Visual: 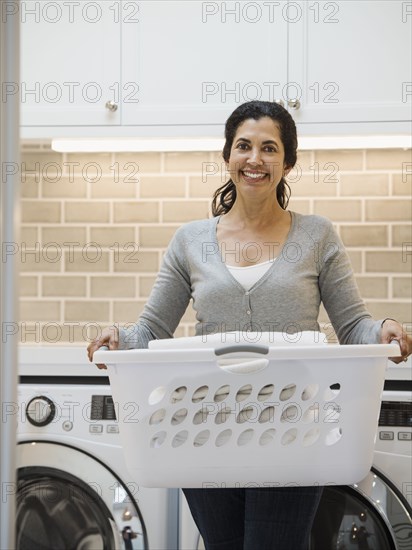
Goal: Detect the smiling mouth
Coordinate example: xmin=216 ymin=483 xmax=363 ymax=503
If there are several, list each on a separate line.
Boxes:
xmin=241 ymin=170 xmax=268 ymax=182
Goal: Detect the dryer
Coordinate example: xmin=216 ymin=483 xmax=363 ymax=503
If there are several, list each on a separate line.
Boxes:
xmin=179 ymin=360 xmax=412 ymax=550
xmin=16 ymin=346 xmax=179 ymax=550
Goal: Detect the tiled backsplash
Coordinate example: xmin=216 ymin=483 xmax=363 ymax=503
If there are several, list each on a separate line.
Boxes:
xmin=18 ymin=145 xmax=411 ymax=345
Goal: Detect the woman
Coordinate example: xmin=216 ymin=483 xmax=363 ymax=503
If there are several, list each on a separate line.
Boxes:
xmin=87 ymin=100 xmax=411 ymax=549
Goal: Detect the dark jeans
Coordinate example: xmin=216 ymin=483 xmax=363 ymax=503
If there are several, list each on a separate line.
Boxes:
xmin=183 ymin=486 xmax=323 ymax=550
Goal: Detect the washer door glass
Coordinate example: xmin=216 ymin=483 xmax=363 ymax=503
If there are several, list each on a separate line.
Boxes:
xmin=17 ymin=442 xmax=148 ymax=550
xmin=311 ymin=486 xmax=396 ymax=549
xmin=195 ymin=472 xmax=412 ymax=550
xmin=311 ymin=470 xmax=412 ymax=550
xmin=17 ymin=468 xmax=116 ymax=550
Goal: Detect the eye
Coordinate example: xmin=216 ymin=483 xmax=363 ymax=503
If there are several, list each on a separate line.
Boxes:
xmin=263 ymin=145 xmax=277 ymax=153
xmin=236 ymin=142 xmax=249 ymax=150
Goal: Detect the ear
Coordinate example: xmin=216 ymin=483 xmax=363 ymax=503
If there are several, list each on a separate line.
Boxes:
xmin=283 ymin=165 xmax=292 ymax=177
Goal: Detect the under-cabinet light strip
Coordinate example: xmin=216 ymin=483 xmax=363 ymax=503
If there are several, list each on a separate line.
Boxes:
xmin=51 ymin=135 xmax=411 ymax=153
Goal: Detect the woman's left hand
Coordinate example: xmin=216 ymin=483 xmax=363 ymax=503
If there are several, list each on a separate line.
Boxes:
xmin=380 ymin=319 xmax=412 ymax=364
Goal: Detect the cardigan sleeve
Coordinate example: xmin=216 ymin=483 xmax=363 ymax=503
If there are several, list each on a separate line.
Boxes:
xmin=318 ymin=222 xmax=382 ymax=345
xmin=118 ymin=227 xmax=192 ymax=349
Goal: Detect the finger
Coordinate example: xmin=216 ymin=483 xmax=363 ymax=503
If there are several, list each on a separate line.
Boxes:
xmin=87 ymin=341 xmax=105 ymax=362
xmin=108 ymin=328 xmax=119 ymax=349
xmin=96 ymin=363 xmax=108 ymax=370
xmin=387 ymin=336 xmax=403 ymax=355
xmin=391 ymin=357 xmax=409 ymax=364
xmin=389 ymin=356 xmax=405 ymax=364
xmin=397 ymin=336 xmax=409 ymax=358
xmin=386 ymin=335 xmax=405 ymax=363
xmin=87 ymin=344 xmax=96 ymax=362
xmin=89 ymin=344 xmax=106 ymax=361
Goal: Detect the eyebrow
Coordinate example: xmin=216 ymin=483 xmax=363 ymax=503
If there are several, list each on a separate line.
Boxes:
xmin=235 ymin=137 xmax=279 ymax=147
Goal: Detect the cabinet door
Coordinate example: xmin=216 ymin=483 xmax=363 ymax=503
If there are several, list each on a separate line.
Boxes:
xmin=122 ymin=1 xmax=288 ymax=129
xmin=20 ymin=0 xmax=121 ymax=126
xmin=288 ymin=1 xmax=411 ymax=129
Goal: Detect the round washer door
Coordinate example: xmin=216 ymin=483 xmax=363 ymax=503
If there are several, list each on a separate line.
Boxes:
xmin=193 ymin=470 xmax=412 ymax=550
xmin=311 ymin=469 xmax=412 ymax=549
xmin=17 ymin=441 xmax=148 ymax=550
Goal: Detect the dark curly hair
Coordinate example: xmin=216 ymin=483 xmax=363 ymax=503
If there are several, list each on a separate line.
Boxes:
xmin=212 ymin=100 xmax=298 ymax=216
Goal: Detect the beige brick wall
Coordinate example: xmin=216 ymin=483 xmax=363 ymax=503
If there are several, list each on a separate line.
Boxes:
xmin=19 ymin=145 xmax=412 ymax=345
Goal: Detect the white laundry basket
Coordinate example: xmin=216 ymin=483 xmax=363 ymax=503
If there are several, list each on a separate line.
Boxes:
xmin=94 ymin=342 xmax=399 ymax=488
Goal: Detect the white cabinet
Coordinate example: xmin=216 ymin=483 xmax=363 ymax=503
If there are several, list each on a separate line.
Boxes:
xmin=20 ymin=0 xmax=122 ymax=126
xmin=288 ymin=1 xmax=411 ymax=133
xmin=122 ymin=1 xmax=287 ymax=127
xmin=20 ymin=1 xmax=411 ymax=138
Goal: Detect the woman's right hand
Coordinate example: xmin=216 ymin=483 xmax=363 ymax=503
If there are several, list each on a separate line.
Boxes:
xmin=87 ymin=326 xmax=119 ymax=369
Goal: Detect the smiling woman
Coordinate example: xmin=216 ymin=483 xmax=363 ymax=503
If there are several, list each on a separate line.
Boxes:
xmin=212 ymin=100 xmax=297 ymax=216
xmin=87 ymin=100 xmax=411 ymax=550
xmin=216 ymin=114 xmax=295 ymax=267
xmin=229 ymin=118 xmax=290 ymax=187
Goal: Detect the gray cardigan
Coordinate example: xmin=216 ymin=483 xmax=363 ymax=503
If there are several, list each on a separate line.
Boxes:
xmin=119 ymin=211 xmax=381 ymax=349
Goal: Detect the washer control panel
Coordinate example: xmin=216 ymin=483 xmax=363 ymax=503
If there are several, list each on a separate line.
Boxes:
xmin=375 ymin=391 xmax=412 ymax=455
xmin=90 ymin=395 xmax=117 ymax=421
xmin=17 ymin=383 xmax=130 ymax=444
xmin=379 ymin=400 xmax=411 ymax=428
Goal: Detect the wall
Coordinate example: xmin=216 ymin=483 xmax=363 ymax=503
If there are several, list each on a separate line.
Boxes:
xmin=17 ymin=144 xmax=411 ymax=345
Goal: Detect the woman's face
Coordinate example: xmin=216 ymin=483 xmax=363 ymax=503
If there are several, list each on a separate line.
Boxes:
xmin=226 ymin=116 xmax=291 ymax=197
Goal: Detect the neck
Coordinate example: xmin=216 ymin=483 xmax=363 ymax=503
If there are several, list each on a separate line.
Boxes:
xmin=223 ymin=196 xmax=288 ymax=229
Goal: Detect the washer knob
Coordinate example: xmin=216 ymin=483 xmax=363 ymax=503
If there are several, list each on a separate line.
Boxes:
xmin=26 ymin=396 xmax=56 ymax=427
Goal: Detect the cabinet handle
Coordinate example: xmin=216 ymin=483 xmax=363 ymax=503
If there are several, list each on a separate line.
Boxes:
xmin=287 ymin=99 xmax=301 ymax=110
xmin=274 ymin=98 xmax=285 ymax=107
xmin=105 ymin=100 xmax=118 ymax=112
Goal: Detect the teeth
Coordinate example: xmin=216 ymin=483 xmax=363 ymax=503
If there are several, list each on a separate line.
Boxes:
xmin=243 ymin=171 xmax=266 ymax=179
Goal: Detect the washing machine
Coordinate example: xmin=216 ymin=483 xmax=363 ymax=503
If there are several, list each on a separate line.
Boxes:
xmin=16 ymin=346 xmax=179 ymax=550
xmin=179 ymin=360 xmax=412 ymax=550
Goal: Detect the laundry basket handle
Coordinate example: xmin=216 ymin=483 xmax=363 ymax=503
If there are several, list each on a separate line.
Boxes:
xmin=215 ymin=345 xmax=269 ymax=356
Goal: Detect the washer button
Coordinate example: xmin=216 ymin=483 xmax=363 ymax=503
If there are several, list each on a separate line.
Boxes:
xmin=107 ymin=424 xmax=119 ymax=434
xmin=398 ymin=432 xmax=412 ymax=441
xmin=90 ymin=424 xmax=103 ymax=434
xmin=62 ymin=421 xmax=73 ymax=432
xmin=379 ymin=431 xmax=394 ymax=440
xmin=246 ymin=310 xmax=251 ymax=315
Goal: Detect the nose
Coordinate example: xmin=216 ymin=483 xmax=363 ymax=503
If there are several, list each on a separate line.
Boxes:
xmin=247 ymin=147 xmax=263 ymax=165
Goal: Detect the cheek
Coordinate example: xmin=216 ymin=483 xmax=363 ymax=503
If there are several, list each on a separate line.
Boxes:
xmin=227 ymin=157 xmax=241 ymax=173
xmin=267 ymin=161 xmax=283 ymax=179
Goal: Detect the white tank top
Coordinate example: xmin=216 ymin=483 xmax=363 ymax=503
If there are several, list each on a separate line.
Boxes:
xmin=226 ymin=259 xmax=276 ymax=290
